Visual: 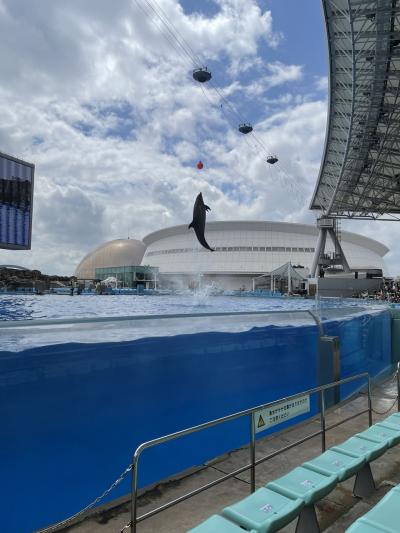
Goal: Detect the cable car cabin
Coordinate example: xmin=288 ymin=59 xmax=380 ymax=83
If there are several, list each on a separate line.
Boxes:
xmin=238 ymin=123 xmax=253 ymax=134
xmin=267 ymin=155 xmax=278 ymax=164
xmin=193 ymin=68 xmax=212 ymax=83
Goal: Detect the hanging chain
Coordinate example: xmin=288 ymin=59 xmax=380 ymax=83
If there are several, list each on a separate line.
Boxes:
xmin=39 ymin=464 xmax=133 ymax=533
xmin=371 ymin=395 xmax=399 ymax=416
xmin=361 ymin=367 xmax=400 ymax=415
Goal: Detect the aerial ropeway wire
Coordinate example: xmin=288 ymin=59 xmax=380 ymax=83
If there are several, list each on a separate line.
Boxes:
xmin=134 ymin=1 xmax=310 ymax=201
xmin=131 ymin=0 xmax=313 ymax=197
xmin=143 ymin=0 xmax=261 ymax=141
xmin=135 ymin=0 xmax=277 ymax=151
xmin=135 ymin=1 xmax=259 ymax=138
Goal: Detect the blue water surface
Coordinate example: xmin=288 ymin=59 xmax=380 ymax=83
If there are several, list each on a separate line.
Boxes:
xmin=0 ymin=292 xmax=386 ymax=321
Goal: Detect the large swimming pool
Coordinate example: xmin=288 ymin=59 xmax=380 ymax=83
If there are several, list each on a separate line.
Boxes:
xmin=0 ymin=291 xmax=386 ymax=321
xmin=0 ymin=295 xmax=392 ymax=533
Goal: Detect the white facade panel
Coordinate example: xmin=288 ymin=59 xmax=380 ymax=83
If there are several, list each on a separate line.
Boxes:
xmin=141 ymin=221 xmax=388 ymax=290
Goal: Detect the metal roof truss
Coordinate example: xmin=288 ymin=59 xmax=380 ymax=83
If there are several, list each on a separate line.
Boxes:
xmin=310 ymin=0 xmax=400 ymax=219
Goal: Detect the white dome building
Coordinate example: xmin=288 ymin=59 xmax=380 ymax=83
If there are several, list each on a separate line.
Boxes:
xmin=142 ymin=221 xmax=388 ymax=291
xmin=75 ymin=239 xmax=146 ymax=280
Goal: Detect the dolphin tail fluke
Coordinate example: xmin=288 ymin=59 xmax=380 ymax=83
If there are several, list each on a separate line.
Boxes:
xmin=198 ymin=236 xmax=215 ymax=252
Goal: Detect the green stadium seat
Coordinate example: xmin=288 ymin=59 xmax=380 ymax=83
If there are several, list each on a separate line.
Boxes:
xmin=379 ymin=412 xmax=400 ymax=431
xmin=187 ymin=514 xmax=257 ymax=532
xmin=331 ymin=434 xmax=387 ymax=498
xmin=222 ymin=486 xmax=304 ymax=533
xmin=265 ymin=466 xmax=337 ymax=533
xmin=188 ymin=411 xmax=400 ymax=533
xmin=358 ymin=424 xmax=400 ymax=447
xmin=302 ymin=449 xmax=365 ymax=481
xmin=345 ymin=519 xmax=395 ymax=532
xmin=332 ymin=434 xmax=387 ymax=462
xmin=265 ymin=465 xmax=337 ymax=505
xmin=346 ymin=485 xmax=400 ymax=533
xmin=386 ymin=412 xmax=400 ymax=422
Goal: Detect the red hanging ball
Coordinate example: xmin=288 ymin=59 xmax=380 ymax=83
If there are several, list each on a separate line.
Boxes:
xmin=197 ymin=160 xmax=204 ymax=169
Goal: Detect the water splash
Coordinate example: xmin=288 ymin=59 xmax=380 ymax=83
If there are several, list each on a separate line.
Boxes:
xmin=192 ymin=283 xmax=217 ymax=306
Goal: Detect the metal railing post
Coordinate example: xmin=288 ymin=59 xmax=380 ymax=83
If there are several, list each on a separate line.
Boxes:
xmin=250 ymin=413 xmax=256 ymax=493
xmin=127 ymin=372 xmax=369 ymax=528
xmin=367 ymin=375 xmax=373 ymax=426
xmin=131 ymin=456 xmax=138 ymax=533
xmin=320 ymin=389 xmax=326 ymax=452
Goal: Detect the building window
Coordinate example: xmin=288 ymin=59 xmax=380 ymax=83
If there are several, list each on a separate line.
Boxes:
xmin=146 ymin=243 xmax=318 ymax=256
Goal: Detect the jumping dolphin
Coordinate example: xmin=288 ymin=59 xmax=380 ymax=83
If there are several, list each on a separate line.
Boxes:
xmin=188 ymin=192 xmax=214 ymax=251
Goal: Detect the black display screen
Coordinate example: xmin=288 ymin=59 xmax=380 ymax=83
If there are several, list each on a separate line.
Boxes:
xmin=0 ymin=153 xmax=34 ymax=249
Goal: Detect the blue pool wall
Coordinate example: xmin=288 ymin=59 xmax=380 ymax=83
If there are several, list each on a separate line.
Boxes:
xmin=0 ymin=308 xmax=392 ymax=533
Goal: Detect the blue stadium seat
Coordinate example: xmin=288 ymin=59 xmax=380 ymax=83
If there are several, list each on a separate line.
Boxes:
xmin=222 ymin=486 xmax=304 ymax=533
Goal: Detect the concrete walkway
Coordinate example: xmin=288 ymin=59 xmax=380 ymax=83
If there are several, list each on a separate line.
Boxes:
xmin=51 ymin=375 xmax=399 ymax=533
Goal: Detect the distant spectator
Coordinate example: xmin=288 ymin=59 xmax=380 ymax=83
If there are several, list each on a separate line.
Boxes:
xmin=358 ymin=279 xmax=400 ymax=303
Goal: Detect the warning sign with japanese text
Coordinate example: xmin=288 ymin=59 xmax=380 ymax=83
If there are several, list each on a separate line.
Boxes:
xmin=254 ymin=395 xmax=310 ymax=433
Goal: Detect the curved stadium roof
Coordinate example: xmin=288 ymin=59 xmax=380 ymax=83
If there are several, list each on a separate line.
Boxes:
xmin=142 ymin=220 xmax=389 ymax=256
xmin=310 ymin=0 xmax=400 ymax=219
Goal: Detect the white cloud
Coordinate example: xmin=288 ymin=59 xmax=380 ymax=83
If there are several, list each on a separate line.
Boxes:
xmin=315 ymin=76 xmax=328 ymax=92
xmin=0 ymin=0 xmax=395 ymax=276
xmin=215 ymin=62 xmax=303 ymax=100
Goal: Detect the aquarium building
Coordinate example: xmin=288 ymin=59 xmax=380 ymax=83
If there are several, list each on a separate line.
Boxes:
xmin=142 ymin=221 xmax=388 ymax=290
xmin=75 ymin=238 xmax=146 ymax=280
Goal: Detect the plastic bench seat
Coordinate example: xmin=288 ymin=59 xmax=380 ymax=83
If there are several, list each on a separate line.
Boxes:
xmin=346 ymin=485 xmax=400 ymax=533
xmin=265 ymin=465 xmax=337 ymax=505
xmin=358 ymin=424 xmax=400 ymax=447
xmin=302 ymin=449 xmax=365 ymax=482
xmin=331 ymin=435 xmax=387 ymax=497
xmin=188 ymin=514 xmax=257 ymax=532
xmin=265 ymin=466 xmax=337 ymax=533
xmin=222 ymin=486 xmax=303 ymax=533
xmin=386 ymin=412 xmax=400 ymax=422
xmin=379 ymin=412 xmax=400 ymax=431
xmin=346 ymin=519 xmax=396 ymax=532
xmin=332 ymin=434 xmax=387 ymax=462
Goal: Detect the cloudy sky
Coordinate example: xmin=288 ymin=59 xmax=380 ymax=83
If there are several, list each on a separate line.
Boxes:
xmin=0 ymin=0 xmax=396 ymax=274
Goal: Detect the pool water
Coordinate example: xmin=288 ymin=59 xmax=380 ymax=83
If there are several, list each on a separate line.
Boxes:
xmin=0 ymin=292 xmax=386 ymax=321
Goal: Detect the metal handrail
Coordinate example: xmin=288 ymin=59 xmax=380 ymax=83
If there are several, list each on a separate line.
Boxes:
xmin=129 ymin=371 xmax=371 ymax=532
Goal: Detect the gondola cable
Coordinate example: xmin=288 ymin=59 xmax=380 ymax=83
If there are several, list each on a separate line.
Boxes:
xmin=134 ymin=0 xmax=307 ymax=198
